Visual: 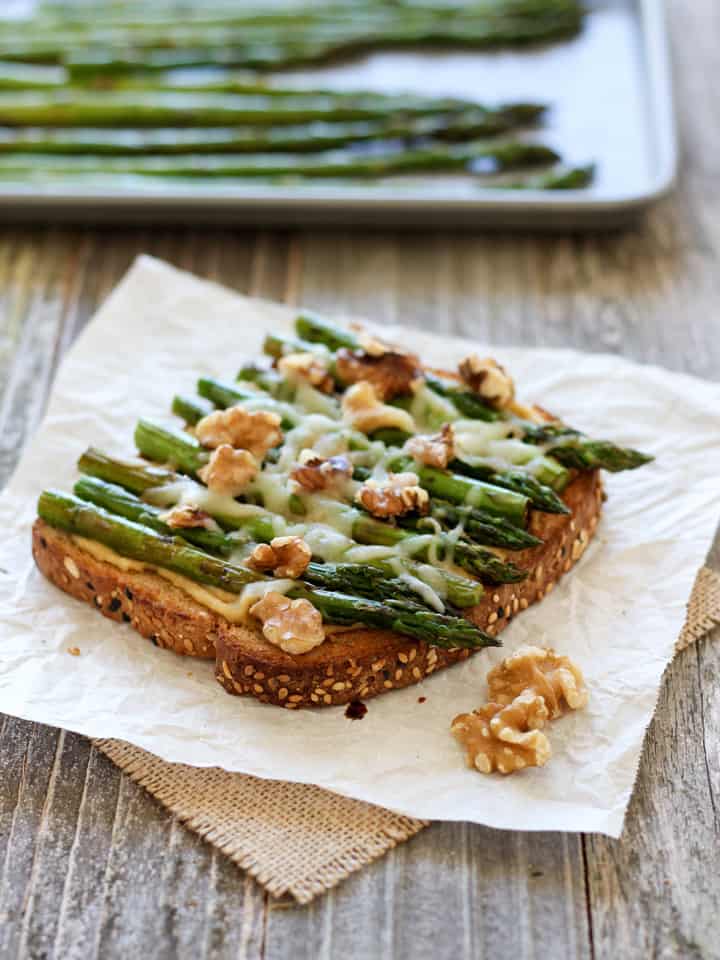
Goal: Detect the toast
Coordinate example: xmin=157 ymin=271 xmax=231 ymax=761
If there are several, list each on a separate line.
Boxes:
xmin=33 ymin=314 xmax=649 ymax=709
xmin=33 ymin=469 xmax=602 ymax=708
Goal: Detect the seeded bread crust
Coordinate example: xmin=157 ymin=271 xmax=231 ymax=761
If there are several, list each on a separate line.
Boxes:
xmin=32 ymin=469 xmax=602 ymax=709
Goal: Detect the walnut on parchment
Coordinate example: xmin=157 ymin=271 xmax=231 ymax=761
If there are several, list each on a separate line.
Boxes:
xmin=451 ymin=690 xmax=552 ymax=775
xmin=452 ymin=646 xmax=589 ymax=776
xmin=487 ymin=645 xmax=589 ymax=720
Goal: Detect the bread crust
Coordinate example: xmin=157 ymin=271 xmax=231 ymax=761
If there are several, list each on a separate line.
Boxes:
xmin=32 ymin=469 xmax=602 ymax=709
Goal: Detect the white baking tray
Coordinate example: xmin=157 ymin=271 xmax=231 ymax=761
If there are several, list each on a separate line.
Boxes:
xmin=0 ymin=0 xmax=676 ymax=229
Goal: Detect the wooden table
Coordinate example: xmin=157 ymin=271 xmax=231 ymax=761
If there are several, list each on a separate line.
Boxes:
xmin=1 ymin=4 xmax=719 ymax=957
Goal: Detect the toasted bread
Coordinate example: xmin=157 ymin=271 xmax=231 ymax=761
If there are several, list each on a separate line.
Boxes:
xmin=32 ymin=468 xmax=602 ymax=709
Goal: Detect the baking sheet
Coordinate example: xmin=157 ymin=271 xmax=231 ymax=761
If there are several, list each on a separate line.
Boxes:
xmin=0 ymin=255 xmax=717 ymax=837
xmin=0 ymin=0 xmax=676 ymax=227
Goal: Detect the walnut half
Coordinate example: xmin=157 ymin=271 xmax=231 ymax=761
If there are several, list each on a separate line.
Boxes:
xmin=405 ymin=423 xmax=455 ymax=469
xmin=487 ymin=645 xmax=589 ymax=720
xmin=159 ymin=503 xmax=219 ymax=531
xmin=355 ymin=472 xmax=429 ymax=519
xmin=458 ymin=355 xmax=515 ymax=409
xmin=250 ymin=591 xmax=325 ymax=656
xmin=197 ymin=445 xmax=258 ymax=497
xmin=290 ymin=451 xmax=353 ymax=493
xmin=196 ymin=406 xmax=283 ymax=460
xmin=451 ymin=691 xmax=552 ymax=775
xmin=247 ymin=536 xmax=312 ymax=579
xmin=277 ymin=351 xmax=334 ymax=394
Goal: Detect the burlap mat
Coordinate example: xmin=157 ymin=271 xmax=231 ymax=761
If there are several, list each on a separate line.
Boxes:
xmin=94 ymin=565 xmax=720 ymax=904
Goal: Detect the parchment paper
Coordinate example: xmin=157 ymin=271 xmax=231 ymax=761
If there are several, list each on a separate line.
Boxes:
xmin=1 ymin=255 xmax=717 ymax=837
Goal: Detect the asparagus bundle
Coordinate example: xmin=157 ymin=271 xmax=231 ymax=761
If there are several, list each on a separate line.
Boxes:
xmin=289 ymin=314 xmax=651 ymax=482
xmin=38 ymin=489 xmax=497 ymax=650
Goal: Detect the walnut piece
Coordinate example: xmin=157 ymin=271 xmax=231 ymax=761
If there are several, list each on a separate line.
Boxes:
xmin=487 ymin=645 xmax=589 ymax=720
xmin=458 ymin=355 xmax=515 ymax=409
xmin=247 ymin=535 xmax=312 ymax=579
xmin=405 ymin=423 xmax=455 ymax=469
xmin=197 ymin=445 xmax=258 ymax=497
xmin=277 ymin=351 xmax=334 ymax=394
xmin=250 ymin=591 xmax=325 ymax=655
xmin=335 ymin=343 xmax=420 ymax=401
xmin=196 ymin=406 xmax=283 ymax=460
xmin=159 ymin=503 xmax=219 ymax=531
xmin=341 ymin=381 xmax=415 ymax=435
xmin=451 ymin=692 xmax=552 ymax=775
xmin=290 ymin=450 xmax=353 ymax=493
xmin=356 ymin=472 xmax=429 ymax=519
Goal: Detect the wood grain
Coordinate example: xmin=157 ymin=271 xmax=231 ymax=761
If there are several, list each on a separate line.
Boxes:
xmin=1 ymin=0 xmax=719 ymax=954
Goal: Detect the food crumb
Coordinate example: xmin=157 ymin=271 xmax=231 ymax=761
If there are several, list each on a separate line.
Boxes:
xmin=418 ymin=696 xmax=427 ymax=704
xmin=345 ymin=700 xmax=367 ymax=720
xmin=67 ymin=647 xmax=81 ymax=656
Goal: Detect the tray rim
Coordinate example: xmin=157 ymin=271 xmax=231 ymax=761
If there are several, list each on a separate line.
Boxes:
xmin=0 ymin=0 xmax=677 ymax=226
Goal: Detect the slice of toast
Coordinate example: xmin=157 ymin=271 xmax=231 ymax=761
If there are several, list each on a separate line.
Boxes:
xmin=32 ymin=468 xmax=602 ymax=709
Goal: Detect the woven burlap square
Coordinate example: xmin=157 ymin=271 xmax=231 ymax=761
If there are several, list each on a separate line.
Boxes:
xmin=94 ymin=565 xmax=720 ymax=904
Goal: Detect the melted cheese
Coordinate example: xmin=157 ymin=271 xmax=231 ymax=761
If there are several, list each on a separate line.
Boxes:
xmin=144 ymin=479 xmax=269 ymax=520
xmin=409 ymin=382 xmax=459 ymax=431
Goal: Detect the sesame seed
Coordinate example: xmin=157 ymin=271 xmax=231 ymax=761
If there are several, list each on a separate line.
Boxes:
xmin=395 ymin=669 xmax=403 ymax=681
xmin=520 ymin=598 xmax=529 ymax=609
xmin=63 ymin=557 xmax=80 ymax=579
xmin=222 ymin=661 xmax=232 ymax=679
xmin=492 ymin=593 xmax=500 ymax=604
xmin=398 ymin=652 xmax=409 ymax=664
xmin=371 ymin=660 xmax=385 ymax=671
xmin=288 ymin=694 xmax=303 ymax=703
xmin=254 ymin=672 xmax=265 ymax=680
xmin=332 ymin=681 xmax=346 ymax=691
xmin=488 ymin=612 xmax=498 ymax=625
xmin=412 ymin=667 xmax=421 ymax=679
xmin=278 ymin=688 xmax=288 ymax=700
xmin=323 ymin=694 xmax=332 ymax=704
xmin=253 ymin=684 xmax=263 ymax=694
xmin=383 ymin=680 xmax=393 ymax=689
xmin=311 ymin=694 xmax=319 ymax=703
xmin=244 ymin=666 xmax=254 ymax=677
xmin=278 ymin=674 xmax=291 ymax=682
xmin=408 ymin=648 xmax=417 ymax=662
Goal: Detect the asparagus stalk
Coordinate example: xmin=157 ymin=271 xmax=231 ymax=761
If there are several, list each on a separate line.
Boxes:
xmin=520 ymin=422 xmax=653 ymax=472
xmin=0 ymin=141 xmax=561 ymax=179
xmin=413 ymin=498 xmax=542 ymax=550
xmin=0 ymin=109 xmax=545 ymax=155
xmin=286 ymin=586 xmax=498 ymax=650
xmin=78 ymin=446 xmax=177 ymax=494
xmin=351 ymin=513 xmax=526 ymax=584
xmin=134 ymin=419 xmax=208 ymax=475
xmin=387 ymin=457 xmax=529 ymax=526
xmin=449 ymin=460 xmax=570 ymax=513
xmin=171 ymin=393 xmax=214 ymax=426
xmin=196 ymin=377 xmax=298 ymax=428
xmin=38 ymin=489 xmax=495 ymax=649
xmin=0 ymin=90 xmax=478 ymax=128
xmin=38 ymin=489 xmax=262 ymax=591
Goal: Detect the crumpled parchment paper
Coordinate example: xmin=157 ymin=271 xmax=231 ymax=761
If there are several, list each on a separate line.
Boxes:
xmin=1 ymin=255 xmax=718 ymax=837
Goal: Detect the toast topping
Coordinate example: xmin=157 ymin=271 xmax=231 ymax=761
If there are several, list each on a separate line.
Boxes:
xmin=196 ymin=406 xmax=283 ymax=460
xmin=451 ymin=692 xmax=552 ymax=775
xmin=290 ymin=451 xmax=353 ymax=493
xmin=405 ymin=423 xmax=455 ymax=469
xmin=247 ymin=535 xmax=312 ymax=579
xmin=335 ymin=340 xmax=420 ymax=400
xmin=197 ymin=445 xmax=258 ymax=497
xmin=277 ymin=351 xmax=334 ymax=394
xmin=250 ymin=591 xmax=325 ymax=655
xmin=159 ymin=504 xmax=219 ymax=531
xmin=487 ymin=645 xmax=589 ymax=719
xmin=341 ymin=381 xmax=415 ymax=435
xmin=356 ymin=472 xmax=429 ymax=519
xmin=458 ymin=355 xmax=515 ymax=409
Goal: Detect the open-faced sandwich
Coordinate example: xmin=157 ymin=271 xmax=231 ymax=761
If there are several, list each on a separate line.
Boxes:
xmin=33 ymin=314 xmax=652 ymax=710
